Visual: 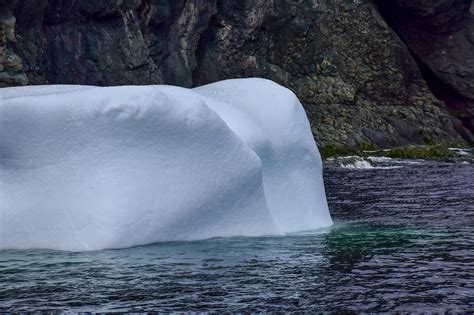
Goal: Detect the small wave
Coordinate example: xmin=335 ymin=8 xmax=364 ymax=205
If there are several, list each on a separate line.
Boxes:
xmin=327 ymin=156 xmax=402 ymax=169
xmin=367 ymin=156 xmax=392 ymax=163
xmin=341 ymin=160 xmax=374 ymax=169
xmin=448 ymin=148 xmax=471 ymax=156
xmin=367 ymin=156 xmax=423 ymax=165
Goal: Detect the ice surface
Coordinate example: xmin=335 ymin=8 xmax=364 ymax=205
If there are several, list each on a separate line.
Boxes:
xmin=0 ymin=79 xmax=332 ymax=251
xmin=194 ymin=79 xmax=332 ymax=232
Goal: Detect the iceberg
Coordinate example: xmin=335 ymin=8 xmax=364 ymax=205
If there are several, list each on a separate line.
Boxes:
xmin=0 ymin=78 xmax=332 ymax=251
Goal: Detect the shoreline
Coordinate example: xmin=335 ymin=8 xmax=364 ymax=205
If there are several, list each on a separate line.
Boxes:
xmin=319 ymin=144 xmax=473 ymax=160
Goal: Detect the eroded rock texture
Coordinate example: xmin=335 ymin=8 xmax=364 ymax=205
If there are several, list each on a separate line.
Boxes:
xmin=0 ymin=0 xmax=470 ymax=148
xmin=0 ymin=0 xmax=28 ymax=85
xmin=193 ymin=0 xmax=462 ymax=147
xmin=376 ymin=0 xmax=474 ymax=142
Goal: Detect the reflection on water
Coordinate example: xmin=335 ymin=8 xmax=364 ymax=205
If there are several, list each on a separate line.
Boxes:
xmin=0 ymin=160 xmax=473 ymax=312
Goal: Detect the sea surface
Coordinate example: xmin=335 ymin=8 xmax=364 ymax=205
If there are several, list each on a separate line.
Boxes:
xmin=1 ymin=152 xmax=473 ymax=312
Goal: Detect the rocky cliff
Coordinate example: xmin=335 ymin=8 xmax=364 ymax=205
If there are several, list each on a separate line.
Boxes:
xmin=375 ymin=0 xmax=474 ymax=143
xmin=1 ymin=0 xmax=472 ymax=148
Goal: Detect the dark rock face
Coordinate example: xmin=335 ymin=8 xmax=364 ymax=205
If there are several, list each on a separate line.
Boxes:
xmin=193 ymin=0 xmax=460 ymax=147
xmin=0 ymin=0 xmax=469 ymax=148
xmin=375 ymin=0 xmax=474 ymax=141
xmin=9 ymin=0 xmax=219 ymax=87
xmin=11 ymin=0 xmax=162 ymax=85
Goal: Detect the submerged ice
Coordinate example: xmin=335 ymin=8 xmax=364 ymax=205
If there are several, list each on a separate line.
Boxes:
xmin=0 ymin=78 xmax=332 ymax=251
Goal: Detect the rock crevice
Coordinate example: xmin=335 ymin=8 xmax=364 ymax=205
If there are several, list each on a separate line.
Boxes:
xmin=375 ymin=0 xmax=474 ymax=142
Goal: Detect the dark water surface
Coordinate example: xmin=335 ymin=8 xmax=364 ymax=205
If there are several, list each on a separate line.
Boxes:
xmin=1 ymin=157 xmax=473 ymax=312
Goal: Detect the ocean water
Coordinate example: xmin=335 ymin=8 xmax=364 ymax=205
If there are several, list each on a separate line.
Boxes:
xmin=1 ymin=156 xmax=473 ymax=312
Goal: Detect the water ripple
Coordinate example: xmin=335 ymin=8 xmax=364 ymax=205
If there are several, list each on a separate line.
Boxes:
xmin=0 ymin=161 xmax=473 ymax=312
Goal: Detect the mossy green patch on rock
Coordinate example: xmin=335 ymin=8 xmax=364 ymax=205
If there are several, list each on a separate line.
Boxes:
xmin=319 ymin=143 xmax=378 ymax=159
xmin=383 ymin=145 xmax=458 ymax=159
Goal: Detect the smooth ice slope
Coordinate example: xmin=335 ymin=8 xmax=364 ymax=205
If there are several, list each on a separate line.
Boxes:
xmin=194 ymin=79 xmax=333 ymax=232
xmin=0 ymin=79 xmax=332 ymax=251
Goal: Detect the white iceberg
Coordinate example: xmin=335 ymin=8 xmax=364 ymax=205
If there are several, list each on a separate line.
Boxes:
xmin=0 ymin=78 xmax=332 ymax=251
